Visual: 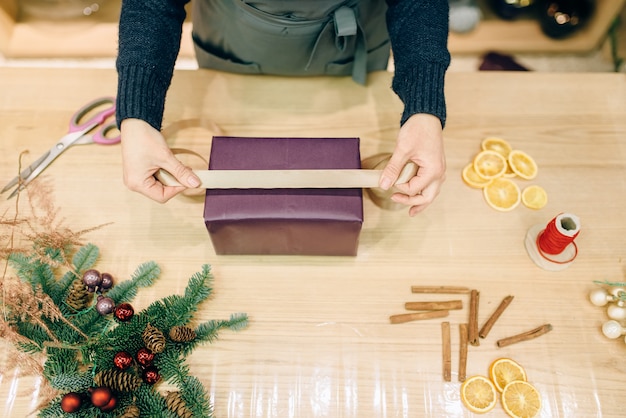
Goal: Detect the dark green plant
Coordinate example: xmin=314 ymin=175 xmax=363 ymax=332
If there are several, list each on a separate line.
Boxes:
xmin=2 ymin=242 xmax=248 ymax=417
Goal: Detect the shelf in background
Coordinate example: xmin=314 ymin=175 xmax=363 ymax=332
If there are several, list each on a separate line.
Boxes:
xmin=450 ymin=0 xmax=626 ymax=54
xmin=1 ymin=0 xmax=624 ymax=58
xmin=0 ymin=0 xmax=195 ymax=58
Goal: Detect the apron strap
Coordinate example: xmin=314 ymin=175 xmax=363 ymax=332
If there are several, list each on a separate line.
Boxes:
xmin=305 ymin=5 xmax=368 ymax=85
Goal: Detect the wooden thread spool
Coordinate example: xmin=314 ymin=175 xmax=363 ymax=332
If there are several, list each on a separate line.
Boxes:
xmin=361 ymin=153 xmax=415 ymax=210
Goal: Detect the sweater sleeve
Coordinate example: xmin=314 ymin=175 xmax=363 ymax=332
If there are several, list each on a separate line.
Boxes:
xmin=385 ymin=0 xmax=450 ymax=127
xmin=116 ymin=0 xmax=190 ymax=130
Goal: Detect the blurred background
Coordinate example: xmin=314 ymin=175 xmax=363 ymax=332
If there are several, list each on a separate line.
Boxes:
xmin=0 ymin=0 xmax=624 ymax=73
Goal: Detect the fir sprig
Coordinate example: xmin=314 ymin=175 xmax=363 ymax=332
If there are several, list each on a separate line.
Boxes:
xmin=2 ymin=239 xmax=249 ymax=417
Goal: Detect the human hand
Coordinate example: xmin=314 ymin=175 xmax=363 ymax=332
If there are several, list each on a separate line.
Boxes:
xmin=379 ymin=113 xmax=446 ymax=216
xmin=120 ymin=118 xmax=200 ymax=203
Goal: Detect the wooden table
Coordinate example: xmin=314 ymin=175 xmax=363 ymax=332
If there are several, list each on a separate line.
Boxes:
xmin=1 ymin=68 xmax=625 ymax=417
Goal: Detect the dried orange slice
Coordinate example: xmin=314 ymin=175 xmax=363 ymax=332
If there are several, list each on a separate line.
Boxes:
xmin=489 ymin=358 xmax=527 ymax=393
xmin=462 ymin=163 xmax=493 ymax=189
xmin=460 ymin=375 xmax=498 ymax=414
xmin=521 ymin=185 xmax=548 ymax=210
xmin=473 ymin=150 xmax=507 ymax=179
xmin=483 ymin=177 xmax=521 ymax=212
xmin=481 ymin=137 xmax=512 ymax=158
xmin=501 ymin=381 xmax=542 ymax=418
xmin=503 ymin=161 xmax=517 ymax=178
xmin=508 ymin=150 xmax=538 ymax=180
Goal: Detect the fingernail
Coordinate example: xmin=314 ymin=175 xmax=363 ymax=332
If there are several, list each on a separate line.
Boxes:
xmin=380 ymin=177 xmax=392 ymax=190
xmin=188 ymin=176 xmax=200 ymax=188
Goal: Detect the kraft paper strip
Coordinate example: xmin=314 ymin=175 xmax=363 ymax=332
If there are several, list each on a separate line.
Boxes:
xmin=156 ymin=164 xmax=416 ymax=189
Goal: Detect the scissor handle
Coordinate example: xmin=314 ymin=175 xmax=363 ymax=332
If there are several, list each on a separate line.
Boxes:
xmin=69 ymin=96 xmax=116 ymax=133
xmin=92 ymin=122 xmax=121 ymax=145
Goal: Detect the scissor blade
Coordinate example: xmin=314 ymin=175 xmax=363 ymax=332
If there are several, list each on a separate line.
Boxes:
xmin=1 ymin=152 xmax=50 ymax=194
xmin=3 ymin=130 xmax=87 ymax=198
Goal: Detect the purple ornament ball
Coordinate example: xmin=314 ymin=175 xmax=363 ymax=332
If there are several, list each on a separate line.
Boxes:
xmin=100 ymin=273 xmax=114 ymax=290
xmin=95 ymin=296 xmax=116 ymax=315
xmin=82 ymin=269 xmax=102 ymax=291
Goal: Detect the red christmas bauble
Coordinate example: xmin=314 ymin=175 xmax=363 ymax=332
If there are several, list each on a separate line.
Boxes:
xmin=113 ymin=351 xmax=133 ymax=370
xmin=90 ymin=386 xmax=112 ymax=408
xmin=142 ymin=366 xmax=161 ymax=385
xmin=60 ymin=392 xmax=82 ymax=413
xmin=99 ymin=394 xmax=118 ymax=412
xmin=136 ymin=347 xmax=155 ymax=367
xmin=113 ymin=303 xmax=134 ymax=322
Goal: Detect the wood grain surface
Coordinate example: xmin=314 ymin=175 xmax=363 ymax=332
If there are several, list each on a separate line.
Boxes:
xmin=0 ymin=68 xmax=625 ymax=417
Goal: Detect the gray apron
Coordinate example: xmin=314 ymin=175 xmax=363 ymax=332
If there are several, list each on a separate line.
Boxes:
xmin=192 ymin=0 xmax=390 ymax=84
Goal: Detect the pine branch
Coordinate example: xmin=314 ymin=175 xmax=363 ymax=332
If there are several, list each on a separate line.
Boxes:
xmin=71 ymin=305 xmax=114 ymax=338
xmin=226 ymin=312 xmax=249 ymax=331
xmin=48 ymin=269 xmax=78 ymax=308
xmin=183 ymin=264 xmax=213 ymax=306
xmin=141 ymin=265 xmax=214 ymax=329
xmin=16 ymin=340 xmax=43 ymax=354
xmin=134 ymin=385 xmax=178 ymax=418
xmin=48 ymin=371 xmax=93 ymax=392
xmin=94 ymin=314 xmax=150 ymax=357
xmin=72 ymin=243 xmax=99 ymax=272
xmin=42 ymin=347 xmax=79 ymax=379
xmin=155 ymin=348 xmax=191 ymax=387
xmin=105 ymin=261 xmax=160 ymax=304
xmin=9 ymin=256 xmax=57 ymax=298
xmin=181 ymin=376 xmax=213 ymax=417
xmin=175 ymin=314 xmax=249 ymax=357
xmin=6 ymin=252 xmax=30 ymax=272
xmin=14 ymin=321 xmax=55 ymax=350
xmin=37 ymin=398 xmax=65 ymax=418
xmin=131 ymin=260 xmax=161 ymax=287
xmin=195 ymin=315 xmax=249 ymax=340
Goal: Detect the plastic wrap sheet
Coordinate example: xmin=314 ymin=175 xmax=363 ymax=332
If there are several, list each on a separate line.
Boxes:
xmin=1 ymin=280 xmax=625 ymax=417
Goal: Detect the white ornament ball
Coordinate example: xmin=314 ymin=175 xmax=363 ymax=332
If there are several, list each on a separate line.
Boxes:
xmin=602 ymin=320 xmax=624 ymax=339
xmin=589 ymin=288 xmax=610 ymax=306
xmin=607 ymin=303 xmax=626 ymax=320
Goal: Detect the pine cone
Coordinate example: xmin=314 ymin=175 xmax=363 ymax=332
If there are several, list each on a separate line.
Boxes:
xmin=118 ymin=405 xmax=140 ymax=418
xmin=142 ymin=323 xmax=166 ymax=354
xmin=165 ymin=391 xmax=194 ymax=418
xmin=65 ymin=278 xmax=92 ymax=311
xmin=94 ymin=369 xmax=141 ymax=392
xmin=169 ymin=326 xmax=197 ymax=342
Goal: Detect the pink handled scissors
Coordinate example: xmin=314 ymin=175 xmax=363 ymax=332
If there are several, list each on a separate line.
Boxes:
xmin=1 ymin=96 xmax=120 ymax=198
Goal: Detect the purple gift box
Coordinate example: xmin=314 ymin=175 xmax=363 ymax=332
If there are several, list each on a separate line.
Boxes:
xmin=203 ymin=136 xmax=364 ymax=256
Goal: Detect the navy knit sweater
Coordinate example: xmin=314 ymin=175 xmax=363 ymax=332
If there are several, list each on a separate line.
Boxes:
xmin=116 ymin=0 xmax=450 ymax=130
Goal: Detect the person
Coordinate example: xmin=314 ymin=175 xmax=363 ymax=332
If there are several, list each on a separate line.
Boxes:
xmin=116 ymin=0 xmax=450 ymax=217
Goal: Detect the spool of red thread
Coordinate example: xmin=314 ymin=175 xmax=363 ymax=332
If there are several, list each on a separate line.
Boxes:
xmin=525 ymin=213 xmax=581 ymax=271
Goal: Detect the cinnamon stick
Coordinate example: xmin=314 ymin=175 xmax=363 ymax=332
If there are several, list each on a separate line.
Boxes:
xmin=468 ymin=289 xmax=480 ymax=346
xmin=389 ymin=310 xmax=449 ymax=324
xmin=458 ymin=323 xmax=468 ymax=382
xmin=411 ymin=286 xmax=471 ymax=294
xmin=479 ymin=295 xmax=514 ymax=339
xmin=441 ymin=321 xmax=451 ymax=382
xmin=496 ymin=324 xmax=553 ymax=348
xmin=405 ymin=300 xmax=463 ymax=311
